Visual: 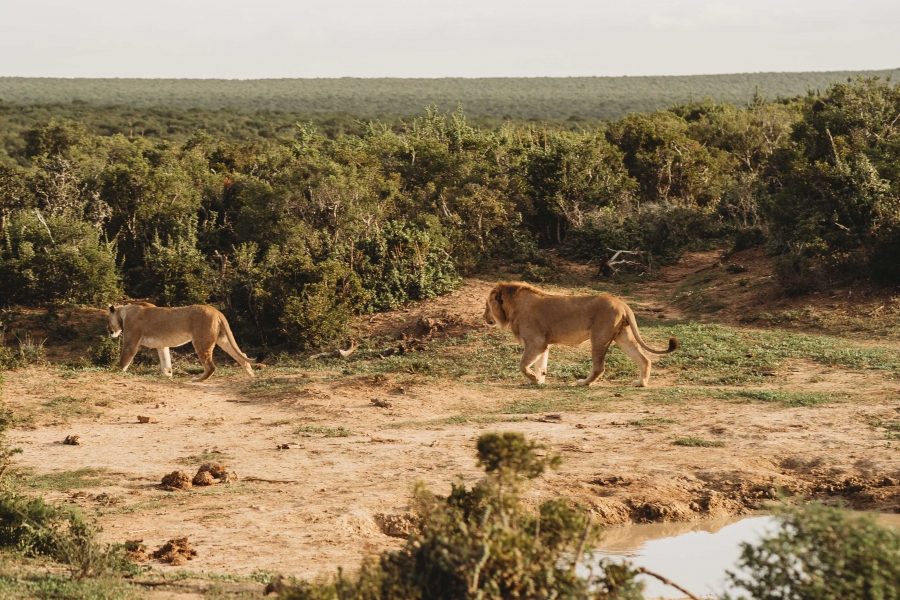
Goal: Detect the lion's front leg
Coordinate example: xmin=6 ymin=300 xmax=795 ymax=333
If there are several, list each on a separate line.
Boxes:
xmin=118 ymin=336 xmax=140 ymax=372
xmin=536 ymin=347 xmax=550 ymax=384
xmin=519 ymin=344 xmax=547 ymax=385
xmin=157 ymin=347 xmax=173 ymax=377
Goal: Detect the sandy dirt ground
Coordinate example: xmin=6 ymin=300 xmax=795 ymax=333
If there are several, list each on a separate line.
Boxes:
xmin=4 ymin=251 xmax=900 ymax=595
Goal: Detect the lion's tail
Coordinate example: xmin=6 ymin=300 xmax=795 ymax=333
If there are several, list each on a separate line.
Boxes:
xmin=218 ymin=315 xmax=261 ymax=364
xmin=624 ymin=306 xmax=678 ymax=355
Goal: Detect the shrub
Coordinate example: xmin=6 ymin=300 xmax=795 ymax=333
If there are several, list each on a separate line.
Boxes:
xmin=356 ymin=219 xmax=461 ymax=311
xmin=89 ymin=336 xmax=120 ymax=368
xmin=0 ymin=213 xmax=122 ymax=306
xmin=0 ymin=332 xmax=47 ymax=370
xmin=729 ymin=502 xmax=900 ymax=599
xmin=563 ymin=204 xmax=727 ymax=269
xmin=142 ymin=215 xmax=216 ymax=306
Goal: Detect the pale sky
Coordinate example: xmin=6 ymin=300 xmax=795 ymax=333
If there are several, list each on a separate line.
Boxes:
xmin=1 ymin=0 xmax=898 ymax=78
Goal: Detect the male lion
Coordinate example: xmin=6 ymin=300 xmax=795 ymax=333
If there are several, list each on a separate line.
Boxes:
xmin=107 ymin=303 xmax=259 ymax=382
xmin=483 ymin=282 xmax=677 ymax=387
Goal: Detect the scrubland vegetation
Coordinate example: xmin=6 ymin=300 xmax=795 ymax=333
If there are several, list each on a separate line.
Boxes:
xmin=2 ymin=76 xmax=899 ymax=352
xmin=2 ymin=71 xmax=898 ymax=119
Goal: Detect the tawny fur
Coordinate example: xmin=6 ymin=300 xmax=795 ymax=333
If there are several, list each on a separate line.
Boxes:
xmin=107 ymin=303 xmax=258 ymax=382
xmin=483 ymin=282 xmax=677 ymax=387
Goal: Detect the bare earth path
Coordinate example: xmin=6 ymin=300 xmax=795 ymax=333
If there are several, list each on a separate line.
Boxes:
xmin=5 ymin=254 xmax=900 ymax=590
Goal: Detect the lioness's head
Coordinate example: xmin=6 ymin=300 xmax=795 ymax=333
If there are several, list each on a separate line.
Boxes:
xmin=107 ymin=306 xmax=123 ymax=338
xmin=483 ymin=287 xmax=508 ymax=329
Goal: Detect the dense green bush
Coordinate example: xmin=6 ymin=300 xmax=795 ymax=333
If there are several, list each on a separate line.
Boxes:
xmin=764 ymin=77 xmax=900 ymax=282
xmin=0 ymin=213 xmax=121 ymax=306
xmin=730 ymin=502 xmax=900 ymax=599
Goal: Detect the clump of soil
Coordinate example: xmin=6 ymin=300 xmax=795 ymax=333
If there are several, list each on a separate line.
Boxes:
xmin=192 ymin=462 xmax=233 ymax=485
xmin=374 ymin=513 xmax=421 ymax=538
xmin=161 ymin=471 xmax=192 ymax=490
xmin=124 ymin=539 xmax=148 ymax=562
xmin=151 ymin=537 xmax=198 ymax=566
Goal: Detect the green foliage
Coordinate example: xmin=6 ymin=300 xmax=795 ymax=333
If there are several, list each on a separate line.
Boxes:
xmin=356 ymin=220 xmax=461 ymax=310
xmin=0 ymin=333 xmax=46 ymax=371
xmin=475 ymin=432 xmax=561 ymax=485
xmin=281 ymin=433 xmax=643 ymax=600
xmin=765 ymin=77 xmax=900 ymax=283
xmin=142 ymin=215 xmax=216 ymax=305
xmin=88 ymin=337 xmax=120 ymax=367
xmin=0 ymin=213 xmax=122 ymax=306
xmin=729 ymin=503 xmax=900 ymax=599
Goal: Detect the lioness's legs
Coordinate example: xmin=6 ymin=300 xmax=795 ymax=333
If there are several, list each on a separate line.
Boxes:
xmin=615 ymin=326 xmax=652 ymax=387
xmin=536 ymin=347 xmax=550 ymax=384
xmin=191 ymin=339 xmax=217 ymax=382
xmin=156 ymin=347 xmax=173 ymax=377
xmin=217 ymin=336 xmax=254 ymax=377
xmin=118 ymin=338 xmax=140 ymax=372
xmin=519 ymin=344 xmax=548 ymax=384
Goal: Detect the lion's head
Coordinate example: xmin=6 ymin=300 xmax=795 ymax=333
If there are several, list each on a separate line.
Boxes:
xmin=483 ymin=286 xmax=509 ymax=329
xmin=107 ymin=306 xmax=123 ymax=338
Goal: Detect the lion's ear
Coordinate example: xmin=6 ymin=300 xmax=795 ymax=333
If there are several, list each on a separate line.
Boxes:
xmin=109 ymin=306 xmax=116 ymax=313
xmin=491 ymin=289 xmax=503 ymax=305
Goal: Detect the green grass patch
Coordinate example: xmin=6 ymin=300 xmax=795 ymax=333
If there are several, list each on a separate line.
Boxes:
xmin=673 ymin=437 xmax=725 ymax=448
xmin=24 ymin=468 xmax=113 ymax=491
xmin=722 ymin=389 xmax=841 ymax=407
xmin=296 ymin=425 xmax=352 ymax=438
xmin=176 ymin=452 xmax=232 ymax=465
xmin=628 ymin=417 xmax=678 ymax=427
xmin=41 ymin=396 xmax=99 ymax=419
xmin=0 ymin=568 xmax=141 ymax=600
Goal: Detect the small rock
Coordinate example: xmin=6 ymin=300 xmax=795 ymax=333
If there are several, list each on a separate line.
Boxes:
xmin=277 ymin=442 xmax=302 ymax=450
xmin=613 ymin=392 xmax=623 ymax=398
xmin=62 ymin=435 xmax=81 ymax=446
xmin=370 ymin=398 xmax=393 ymax=408
xmin=137 ymin=415 xmax=158 ymax=424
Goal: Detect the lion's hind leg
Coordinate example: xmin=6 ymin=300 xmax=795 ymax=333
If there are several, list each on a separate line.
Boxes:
xmin=191 ymin=339 xmax=217 ymax=382
xmin=615 ymin=326 xmax=652 ymax=387
xmin=576 ymin=324 xmax=616 ymax=387
xmin=519 ymin=344 xmax=548 ymax=385
xmin=217 ymin=335 xmax=255 ymax=377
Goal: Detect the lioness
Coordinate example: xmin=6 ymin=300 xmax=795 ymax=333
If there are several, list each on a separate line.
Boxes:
xmin=483 ymin=282 xmax=677 ymax=387
xmin=107 ymin=303 xmax=259 ymax=382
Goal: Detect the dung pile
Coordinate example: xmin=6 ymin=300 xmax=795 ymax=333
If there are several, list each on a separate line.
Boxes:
xmin=160 ymin=471 xmax=192 ymax=490
xmin=151 ymin=537 xmax=198 ymax=566
xmin=192 ymin=462 xmax=234 ymax=486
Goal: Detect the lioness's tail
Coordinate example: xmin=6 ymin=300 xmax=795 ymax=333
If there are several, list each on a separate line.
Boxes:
xmin=218 ymin=315 xmax=259 ymax=364
xmin=624 ymin=306 xmax=678 ymax=355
